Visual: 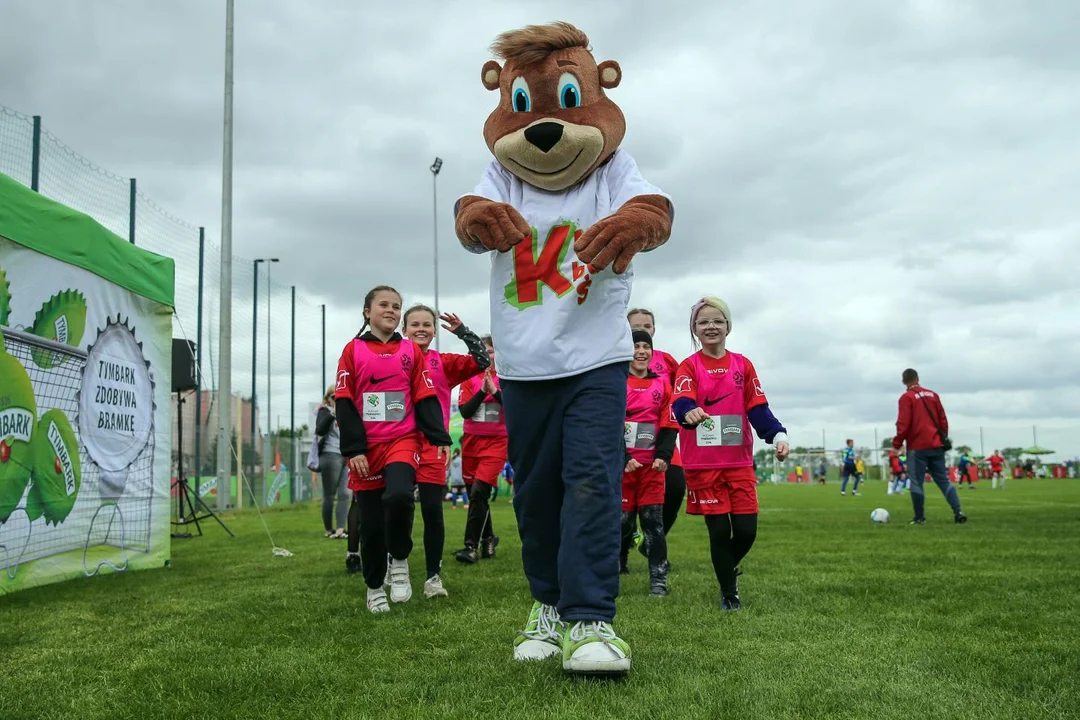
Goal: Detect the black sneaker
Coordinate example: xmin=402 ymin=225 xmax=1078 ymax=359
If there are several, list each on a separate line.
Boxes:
xmin=454 ymin=546 xmax=479 ymax=564
xmin=910 ymin=518 xmax=926 ymax=525
xmin=480 ymin=535 xmax=499 ymax=559
xmin=721 ymin=594 xmax=741 ymax=612
xmin=954 ymin=512 xmax=968 ymax=524
xmin=649 ymin=564 xmax=669 ymax=597
xmin=345 ymin=553 xmax=363 ymax=575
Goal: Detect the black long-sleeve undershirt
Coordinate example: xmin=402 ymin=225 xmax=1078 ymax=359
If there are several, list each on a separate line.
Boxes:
xmin=459 ymin=388 xmax=503 ymax=420
xmin=336 ymin=396 xmax=450 ymax=458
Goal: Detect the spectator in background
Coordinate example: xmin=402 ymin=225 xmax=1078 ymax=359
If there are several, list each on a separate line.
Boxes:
xmin=892 ymin=368 xmax=967 ymax=525
xmin=315 ymin=385 xmax=349 ymax=538
xmin=841 ymin=439 xmax=860 ymax=496
xmin=448 ymin=448 xmax=468 ymax=509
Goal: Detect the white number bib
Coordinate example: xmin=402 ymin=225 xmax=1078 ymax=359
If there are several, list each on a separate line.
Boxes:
xmin=475 ymin=402 xmax=502 ymax=423
xmin=696 ymin=415 xmax=744 ymax=447
xmin=624 ymin=421 xmax=657 ymax=449
xmin=362 ymin=392 xmax=406 ymax=422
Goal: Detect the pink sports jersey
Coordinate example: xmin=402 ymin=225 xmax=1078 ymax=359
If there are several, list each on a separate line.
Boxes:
xmin=648 ymin=349 xmax=678 ymax=383
xmin=678 ymin=351 xmax=754 ymax=469
xmin=351 ymin=338 xmax=417 ymax=444
xmin=461 ymin=374 xmax=507 ymax=437
xmin=425 ymin=350 xmax=452 ymax=427
xmin=624 ymin=374 xmax=667 ymax=463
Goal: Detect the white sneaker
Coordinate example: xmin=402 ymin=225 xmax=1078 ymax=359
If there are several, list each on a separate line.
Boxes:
xmin=513 ymin=601 xmax=565 ymax=661
xmin=562 ymin=621 xmax=632 ymax=675
xmin=424 ymin=574 xmax=449 ymax=599
xmin=387 ymin=557 xmax=412 ymax=603
xmin=366 ymin=587 xmax=389 ymax=614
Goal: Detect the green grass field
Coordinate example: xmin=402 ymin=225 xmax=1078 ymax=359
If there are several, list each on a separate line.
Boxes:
xmin=3 ymin=480 xmax=1079 ymax=719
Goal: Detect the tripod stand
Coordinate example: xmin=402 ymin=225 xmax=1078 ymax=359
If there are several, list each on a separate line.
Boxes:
xmin=171 ymin=391 xmax=234 ymax=538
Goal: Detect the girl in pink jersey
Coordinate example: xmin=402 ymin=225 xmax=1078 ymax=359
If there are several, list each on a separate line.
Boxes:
xmin=335 ymin=286 xmax=452 ymax=614
xmin=401 ymin=304 xmax=490 ymax=599
xmin=454 ymin=335 xmax=507 ymax=565
xmin=620 ymin=330 xmax=678 ymax=596
xmin=626 ymin=308 xmax=686 ymax=556
xmin=671 ymin=297 xmax=790 ymax=611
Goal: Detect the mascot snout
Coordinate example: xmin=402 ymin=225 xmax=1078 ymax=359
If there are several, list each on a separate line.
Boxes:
xmin=492 ymin=118 xmax=604 ymax=191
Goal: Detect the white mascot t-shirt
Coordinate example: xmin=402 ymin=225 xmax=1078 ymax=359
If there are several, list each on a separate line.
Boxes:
xmin=464 ymin=149 xmax=670 ymax=381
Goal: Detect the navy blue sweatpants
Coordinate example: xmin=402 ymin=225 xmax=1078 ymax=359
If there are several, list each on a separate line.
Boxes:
xmin=500 ymin=361 xmax=628 ymax=623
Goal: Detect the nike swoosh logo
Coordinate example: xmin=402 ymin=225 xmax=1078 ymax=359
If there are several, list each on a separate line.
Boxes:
xmin=370 ymin=374 xmax=397 ymax=385
xmin=704 ymin=392 xmax=733 ymax=407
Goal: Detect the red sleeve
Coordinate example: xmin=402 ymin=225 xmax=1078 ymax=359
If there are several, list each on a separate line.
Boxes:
xmin=894 ymin=393 xmax=912 ymax=448
xmin=660 ymin=351 xmax=678 ymax=384
xmin=673 ymin=359 xmax=697 ymax=399
xmin=409 ymin=342 xmax=436 ymax=402
xmin=457 ymin=377 xmax=476 ymax=406
xmin=334 ymin=340 xmax=355 ymax=400
xmin=742 ymin=358 xmax=768 ymax=412
xmin=659 ymin=379 xmax=678 ymax=429
xmin=441 ymin=352 xmax=482 ymax=389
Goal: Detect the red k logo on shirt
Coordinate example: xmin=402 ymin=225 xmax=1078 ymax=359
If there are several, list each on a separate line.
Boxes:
xmin=505 ymin=222 xmax=591 ymax=310
xmin=675 ymin=375 xmax=693 ymax=394
xmin=422 ymin=370 xmax=434 ymax=389
xmin=336 ymin=369 xmax=350 ymax=392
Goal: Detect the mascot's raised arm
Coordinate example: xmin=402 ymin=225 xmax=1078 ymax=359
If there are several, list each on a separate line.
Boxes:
xmin=453 ymin=21 xmax=673 ymax=678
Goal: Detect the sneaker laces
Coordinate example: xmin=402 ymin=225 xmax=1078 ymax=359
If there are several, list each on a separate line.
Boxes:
xmin=520 ymin=604 xmax=562 ymax=642
xmin=569 ymin=621 xmax=622 ymax=658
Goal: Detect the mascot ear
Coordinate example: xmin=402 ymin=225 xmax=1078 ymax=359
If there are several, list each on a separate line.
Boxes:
xmin=482 ymin=60 xmax=502 ymax=91
xmin=598 ymin=60 xmax=622 ymax=89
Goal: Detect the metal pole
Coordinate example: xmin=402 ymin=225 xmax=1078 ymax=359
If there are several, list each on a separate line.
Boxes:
xmin=216 ymin=0 xmax=235 ymax=512
xmin=290 ymin=285 xmax=296 ymax=497
xmin=128 ymin=178 xmax=136 ymax=244
xmin=1033 ymin=425 xmax=1037 ymax=447
xmin=321 ymin=303 xmax=326 ymax=391
xmin=251 ymin=260 xmax=259 ymax=496
xmin=31 ymin=116 xmax=41 ymax=192
xmin=194 ymin=227 xmax=205 ymax=498
xmin=980 ymin=426 xmax=985 ymax=457
xmin=267 ymin=262 xmax=273 ymax=433
xmin=430 ymin=157 xmax=443 ymax=350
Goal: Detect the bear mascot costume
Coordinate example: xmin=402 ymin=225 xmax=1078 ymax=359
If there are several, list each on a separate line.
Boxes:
xmin=454 ymin=21 xmax=673 ymax=676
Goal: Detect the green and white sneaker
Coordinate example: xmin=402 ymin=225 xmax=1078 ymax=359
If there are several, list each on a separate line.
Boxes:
xmin=562 ymin=621 xmax=631 ymax=675
xmin=512 ymin=601 xmax=566 ymax=661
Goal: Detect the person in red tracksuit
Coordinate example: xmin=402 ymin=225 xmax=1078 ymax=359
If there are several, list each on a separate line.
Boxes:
xmin=335 ymin=286 xmax=452 ymax=614
xmin=619 ymin=330 xmax=677 ymax=596
xmin=981 ymin=450 xmax=1008 ymax=490
xmin=892 ymin=368 xmax=967 ymax=525
xmin=454 ymin=335 xmax=507 ymax=564
xmin=626 ymin=308 xmax=686 ymax=563
xmin=401 ymin=304 xmax=490 ymax=599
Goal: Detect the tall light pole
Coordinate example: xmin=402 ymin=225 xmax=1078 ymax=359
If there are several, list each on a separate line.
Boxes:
xmin=216 ymin=0 xmax=235 ymax=512
xmin=430 ymin=157 xmax=442 ymax=351
xmin=252 ymin=257 xmax=277 ymax=492
xmin=266 ymin=257 xmax=279 ymax=435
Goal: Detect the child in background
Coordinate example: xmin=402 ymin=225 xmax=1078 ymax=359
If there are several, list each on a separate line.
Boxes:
xmin=620 ymin=330 xmax=677 ymax=596
xmin=672 ymin=296 xmax=790 ymax=612
xmin=401 ymin=304 xmax=490 ymax=598
xmin=335 ymin=286 xmax=452 ymax=614
xmin=449 ymin=448 xmax=468 ymax=508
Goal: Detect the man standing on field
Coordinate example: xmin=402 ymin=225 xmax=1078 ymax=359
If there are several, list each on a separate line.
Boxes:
xmin=892 ymin=368 xmax=968 ymax=525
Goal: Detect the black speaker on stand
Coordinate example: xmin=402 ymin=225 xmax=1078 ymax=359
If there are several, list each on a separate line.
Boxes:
xmin=170 ymin=339 xmax=233 ymax=539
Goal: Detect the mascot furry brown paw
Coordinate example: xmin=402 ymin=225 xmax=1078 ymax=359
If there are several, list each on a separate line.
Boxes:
xmin=454 ymin=21 xmax=674 ymax=676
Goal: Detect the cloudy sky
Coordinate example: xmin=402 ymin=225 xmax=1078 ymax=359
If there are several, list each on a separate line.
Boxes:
xmin=1 ymin=0 xmax=1077 ymax=459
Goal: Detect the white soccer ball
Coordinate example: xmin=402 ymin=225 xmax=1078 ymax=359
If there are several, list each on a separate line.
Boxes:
xmin=870 ymin=508 xmax=890 ymax=524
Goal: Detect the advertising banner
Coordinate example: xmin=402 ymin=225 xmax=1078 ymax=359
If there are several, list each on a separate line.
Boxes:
xmin=0 ymin=172 xmax=174 ymax=595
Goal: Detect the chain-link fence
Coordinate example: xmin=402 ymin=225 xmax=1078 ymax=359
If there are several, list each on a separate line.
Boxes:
xmin=0 ymin=103 xmax=329 ymax=512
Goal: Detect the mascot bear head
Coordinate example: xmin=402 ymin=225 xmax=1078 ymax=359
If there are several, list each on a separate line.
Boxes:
xmin=479 ymin=21 xmax=626 ymax=192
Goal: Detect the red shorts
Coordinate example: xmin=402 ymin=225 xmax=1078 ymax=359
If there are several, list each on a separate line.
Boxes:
xmin=685 ymin=467 xmax=758 ymax=515
xmin=416 ymin=443 xmax=448 ymax=486
xmin=347 ymin=433 xmax=421 ymax=492
xmin=462 ymin=433 xmax=507 ymax=489
xmin=622 ymin=466 xmax=665 ymax=511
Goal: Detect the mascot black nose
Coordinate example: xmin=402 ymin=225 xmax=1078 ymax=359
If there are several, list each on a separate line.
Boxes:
xmin=524 ymin=122 xmax=564 ymax=153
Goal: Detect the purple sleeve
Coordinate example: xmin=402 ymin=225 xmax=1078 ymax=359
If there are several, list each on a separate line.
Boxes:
xmin=672 ymin=397 xmax=699 ymax=427
xmin=747 ymin=404 xmax=786 ymax=443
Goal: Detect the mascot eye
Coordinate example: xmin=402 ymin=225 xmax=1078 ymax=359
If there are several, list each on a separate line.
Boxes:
xmin=558 ymin=72 xmax=581 ymax=109
xmin=511 ymin=76 xmax=531 ymax=112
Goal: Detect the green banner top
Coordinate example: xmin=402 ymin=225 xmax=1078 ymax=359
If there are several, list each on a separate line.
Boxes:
xmin=0 ymin=172 xmax=175 ymax=308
